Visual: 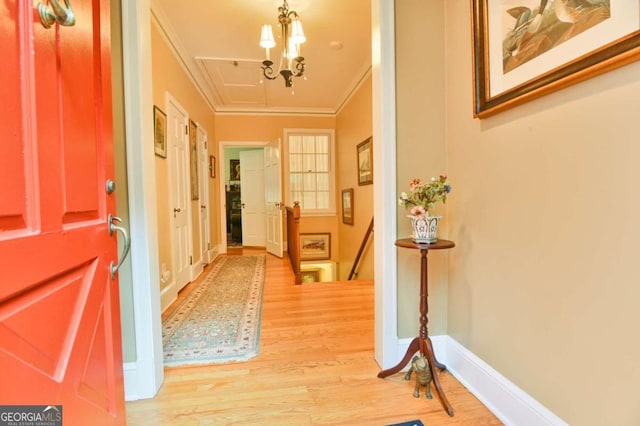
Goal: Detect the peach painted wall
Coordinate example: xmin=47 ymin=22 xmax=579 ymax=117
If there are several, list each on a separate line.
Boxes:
xmin=336 ymin=75 xmax=374 ymax=280
xmin=214 ymin=114 xmax=340 ymax=263
xmin=151 ymin=21 xmax=218 ymax=291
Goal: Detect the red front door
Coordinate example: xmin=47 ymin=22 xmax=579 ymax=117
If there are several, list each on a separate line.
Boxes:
xmin=0 ymin=1 xmax=125 ymax=424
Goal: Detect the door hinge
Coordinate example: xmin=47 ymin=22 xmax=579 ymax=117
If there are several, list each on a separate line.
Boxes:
xmin=204 ymin=141 xmax=208 ymax=150
xmin=189 ymin=255 xmax=193 ymax=265
xmin=185 ymin=125 xmax=188 ymax=135
xmin=207 ymin=242 xmax=211 ymax=250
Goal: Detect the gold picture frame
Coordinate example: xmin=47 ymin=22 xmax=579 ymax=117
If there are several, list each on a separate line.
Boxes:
xmin=342 ymin=188 xmax=354 ymax=225
xmin=189 ymin=120 xmax=199 ymax=200
xmin=153 ymin=106 xmax=167 ymax=158
xmin=301 ymin=269 xmax=321 ymax=283
xmin=472 ymin=0 xmax=640 ymax=118
xmin=357 ymin=137 xmax=372 ymax=186
xmin=209 ymin=155 xmax=216 ymax=178
xmin=300 ymin=233 xmax=331 ymax=261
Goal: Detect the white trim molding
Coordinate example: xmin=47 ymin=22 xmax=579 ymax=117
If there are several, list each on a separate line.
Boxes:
xmin=121 ymin=0 xmax=164 ymax=401
xmin=393 ymin=336 xmax=569 ymax=425
xmin=372 ymin=0 xmax=398 ymax=370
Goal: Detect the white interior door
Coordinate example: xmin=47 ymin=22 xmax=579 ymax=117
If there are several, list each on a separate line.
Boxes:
xmin=167 ymin=96 xmax=191 ymax=290
xmin=197 ymin=126 xmax=211 ymax=263
xmin=265 ymin=139 xmax=284 ymax=257
xmin=240 ymin=150 xmax=266 ymax=247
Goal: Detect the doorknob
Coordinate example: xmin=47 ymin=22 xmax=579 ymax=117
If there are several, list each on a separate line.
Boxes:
xmin=241 ymin=203 xmax=246 ymax=208
xmin=108 ymin=214 xmax=131 ymax=279
xmin=173 ymin=208 xmax=181 ymax=213
xmin=37 ymin=0 xmax=76 ymax=28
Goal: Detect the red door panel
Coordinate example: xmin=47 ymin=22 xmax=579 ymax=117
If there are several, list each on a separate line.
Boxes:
xmin=0 ymin=1 xmax=125 ymax=425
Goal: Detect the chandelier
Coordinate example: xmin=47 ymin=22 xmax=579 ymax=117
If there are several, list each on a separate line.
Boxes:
xmin=259 ymin=0 xmax=306 ymax=88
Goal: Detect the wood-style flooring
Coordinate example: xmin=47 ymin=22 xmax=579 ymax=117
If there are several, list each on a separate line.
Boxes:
xmin=126 ymin=249 xmax=503 ymax=425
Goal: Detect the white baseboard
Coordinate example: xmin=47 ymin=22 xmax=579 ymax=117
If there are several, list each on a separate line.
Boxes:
xmin=396 ymin=336 xmax=568 ymax=425
xmin=160 ymin=281 xmax=177 ymax=312
xmin=123 ymin=358 xmax=162 ymax=401
xmin=123 ymin=362 xmax=139 ymax=401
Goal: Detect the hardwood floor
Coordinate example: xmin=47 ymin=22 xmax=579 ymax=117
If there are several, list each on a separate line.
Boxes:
xmin=126 ymin=249 xmax=502 ymax=425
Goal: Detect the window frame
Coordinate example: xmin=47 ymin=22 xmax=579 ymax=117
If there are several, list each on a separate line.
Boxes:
xmin=283 ymin=128 xmax=336 ymax=216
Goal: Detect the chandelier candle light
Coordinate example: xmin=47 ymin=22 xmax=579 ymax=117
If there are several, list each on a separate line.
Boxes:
xmin=399 ymin=175 xmax=452 ymax=244
xmin=260 ymin=0 xmax=306 ymax=88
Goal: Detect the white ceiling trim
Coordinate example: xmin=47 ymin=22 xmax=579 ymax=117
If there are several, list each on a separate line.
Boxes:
xmin=150 ymin=1 xmax=221 ymax=111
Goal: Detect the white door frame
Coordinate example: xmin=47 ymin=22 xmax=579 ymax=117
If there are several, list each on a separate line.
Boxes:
xmin=120 ymin=0 xmax=164 ymax=400
xmin=217 ymin=141 xmax=269 ymax=254
xmin=120 ymin=0 xmax=395 ymax=400
xmin=371 ymin=0 xmax=398 ymax=369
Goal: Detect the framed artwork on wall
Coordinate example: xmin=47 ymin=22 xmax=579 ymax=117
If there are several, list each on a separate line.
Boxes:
xmin=153 ymin=106 xmax=167 ymax=158
xmin=300 ymin=233 xmax=331 ymax=261
xmin=301 ymin=269 xmax=321 ymax=283
xmin=357 ymin=137 xmax=373 ymax=186
xmin=472 ymin=0 xmax=640 ymax=118
xmin=342 ymin=188 xmax=354 ymax=225
xmin=209 ymin=155 xmax=216 ymax=178
xmin=189 ymin=120 xmax=199 ymax=200
xmin=230 ymin=159 xmax=240 ymax=181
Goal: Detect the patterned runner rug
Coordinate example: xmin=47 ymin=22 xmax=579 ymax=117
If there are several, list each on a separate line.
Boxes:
xmin=162 ymin=255 xmax=266 ymax=366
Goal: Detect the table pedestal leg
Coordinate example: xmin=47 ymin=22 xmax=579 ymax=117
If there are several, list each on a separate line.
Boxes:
xmin=377 ymin=336 xmax=454 ymax=417
xmin=377 ymin=337 xmax=420 ymax=378
xmin=421 ymin=337 xmax=454 ymax=417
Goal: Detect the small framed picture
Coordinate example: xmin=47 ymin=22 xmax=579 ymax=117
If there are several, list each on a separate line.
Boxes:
xmin=209 ymin=155 xmax=216 ymax=178
xmin=230 ymin=159 xmax=240 ymax=181
xmin=342 ymin=188 xmax=354 ymax=225
xmin=357 ymin=137 xmax=372 ymax=185
xmin=189 ymin=120 xmax=199 ymax=200
xmin=301 ymin=269 xmax=321 ymax=283
xmin=300 ymin=233 xmax=331 ymax=261
xmin=153 ymin=106 xmax=167 ymax=158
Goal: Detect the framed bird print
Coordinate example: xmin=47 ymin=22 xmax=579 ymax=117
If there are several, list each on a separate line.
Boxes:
xmin=472 ymin=0 xmax=640 ymax=118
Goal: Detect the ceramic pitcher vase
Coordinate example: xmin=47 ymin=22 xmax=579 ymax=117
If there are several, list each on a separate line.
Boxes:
xmin=409 ymin=214 xmax=440 ymax=244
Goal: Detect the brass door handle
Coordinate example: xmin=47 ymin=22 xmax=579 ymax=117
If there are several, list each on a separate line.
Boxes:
xmin=38 ymin=0 xmax=76 ymax=28
xmin=173 ymin=208 xmax=181 ymax=213
xmin=108 ymin=215 xmax=131 ymax=279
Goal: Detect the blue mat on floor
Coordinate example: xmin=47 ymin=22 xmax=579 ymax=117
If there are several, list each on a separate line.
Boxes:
xmin=386 ymin=421 xmax=423 ymax=426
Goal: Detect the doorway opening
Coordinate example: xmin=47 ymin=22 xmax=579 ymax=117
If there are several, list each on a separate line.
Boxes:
xmin=219 ymin=142 xmax=269 ymax=253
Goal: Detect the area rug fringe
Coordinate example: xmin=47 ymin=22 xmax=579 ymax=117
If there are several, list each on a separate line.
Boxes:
xmin=162 ymin=255 xmax=266 ymax=366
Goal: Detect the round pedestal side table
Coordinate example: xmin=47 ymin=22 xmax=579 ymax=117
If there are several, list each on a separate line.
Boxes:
xmin=377 ymin=238 xmax=455 ymax=417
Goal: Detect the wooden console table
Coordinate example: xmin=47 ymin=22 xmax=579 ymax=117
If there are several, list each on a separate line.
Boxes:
xmin=378 ymin=238 xmax=455 ymax=417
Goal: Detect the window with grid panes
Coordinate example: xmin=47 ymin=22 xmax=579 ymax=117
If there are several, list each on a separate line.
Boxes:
xmin=284 ymin=130 xmax=335 ymax=215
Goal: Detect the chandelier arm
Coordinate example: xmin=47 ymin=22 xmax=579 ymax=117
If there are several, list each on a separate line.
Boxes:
xmin=261 ymin=61 xmax=279 ymax=80
xmin=292 ymin=58 xmax=305 ymax=77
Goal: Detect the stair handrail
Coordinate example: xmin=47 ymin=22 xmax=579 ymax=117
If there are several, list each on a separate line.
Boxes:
xmin=348 ymin=217 xmax=374 ymax=280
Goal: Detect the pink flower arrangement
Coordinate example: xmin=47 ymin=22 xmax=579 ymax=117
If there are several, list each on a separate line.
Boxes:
xmin=399 ymin=175 xmax=451 ymax=219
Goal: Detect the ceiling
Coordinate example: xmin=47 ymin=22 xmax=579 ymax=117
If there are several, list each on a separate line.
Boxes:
xmin=151 ymin=0 xmax=372 ymax=115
